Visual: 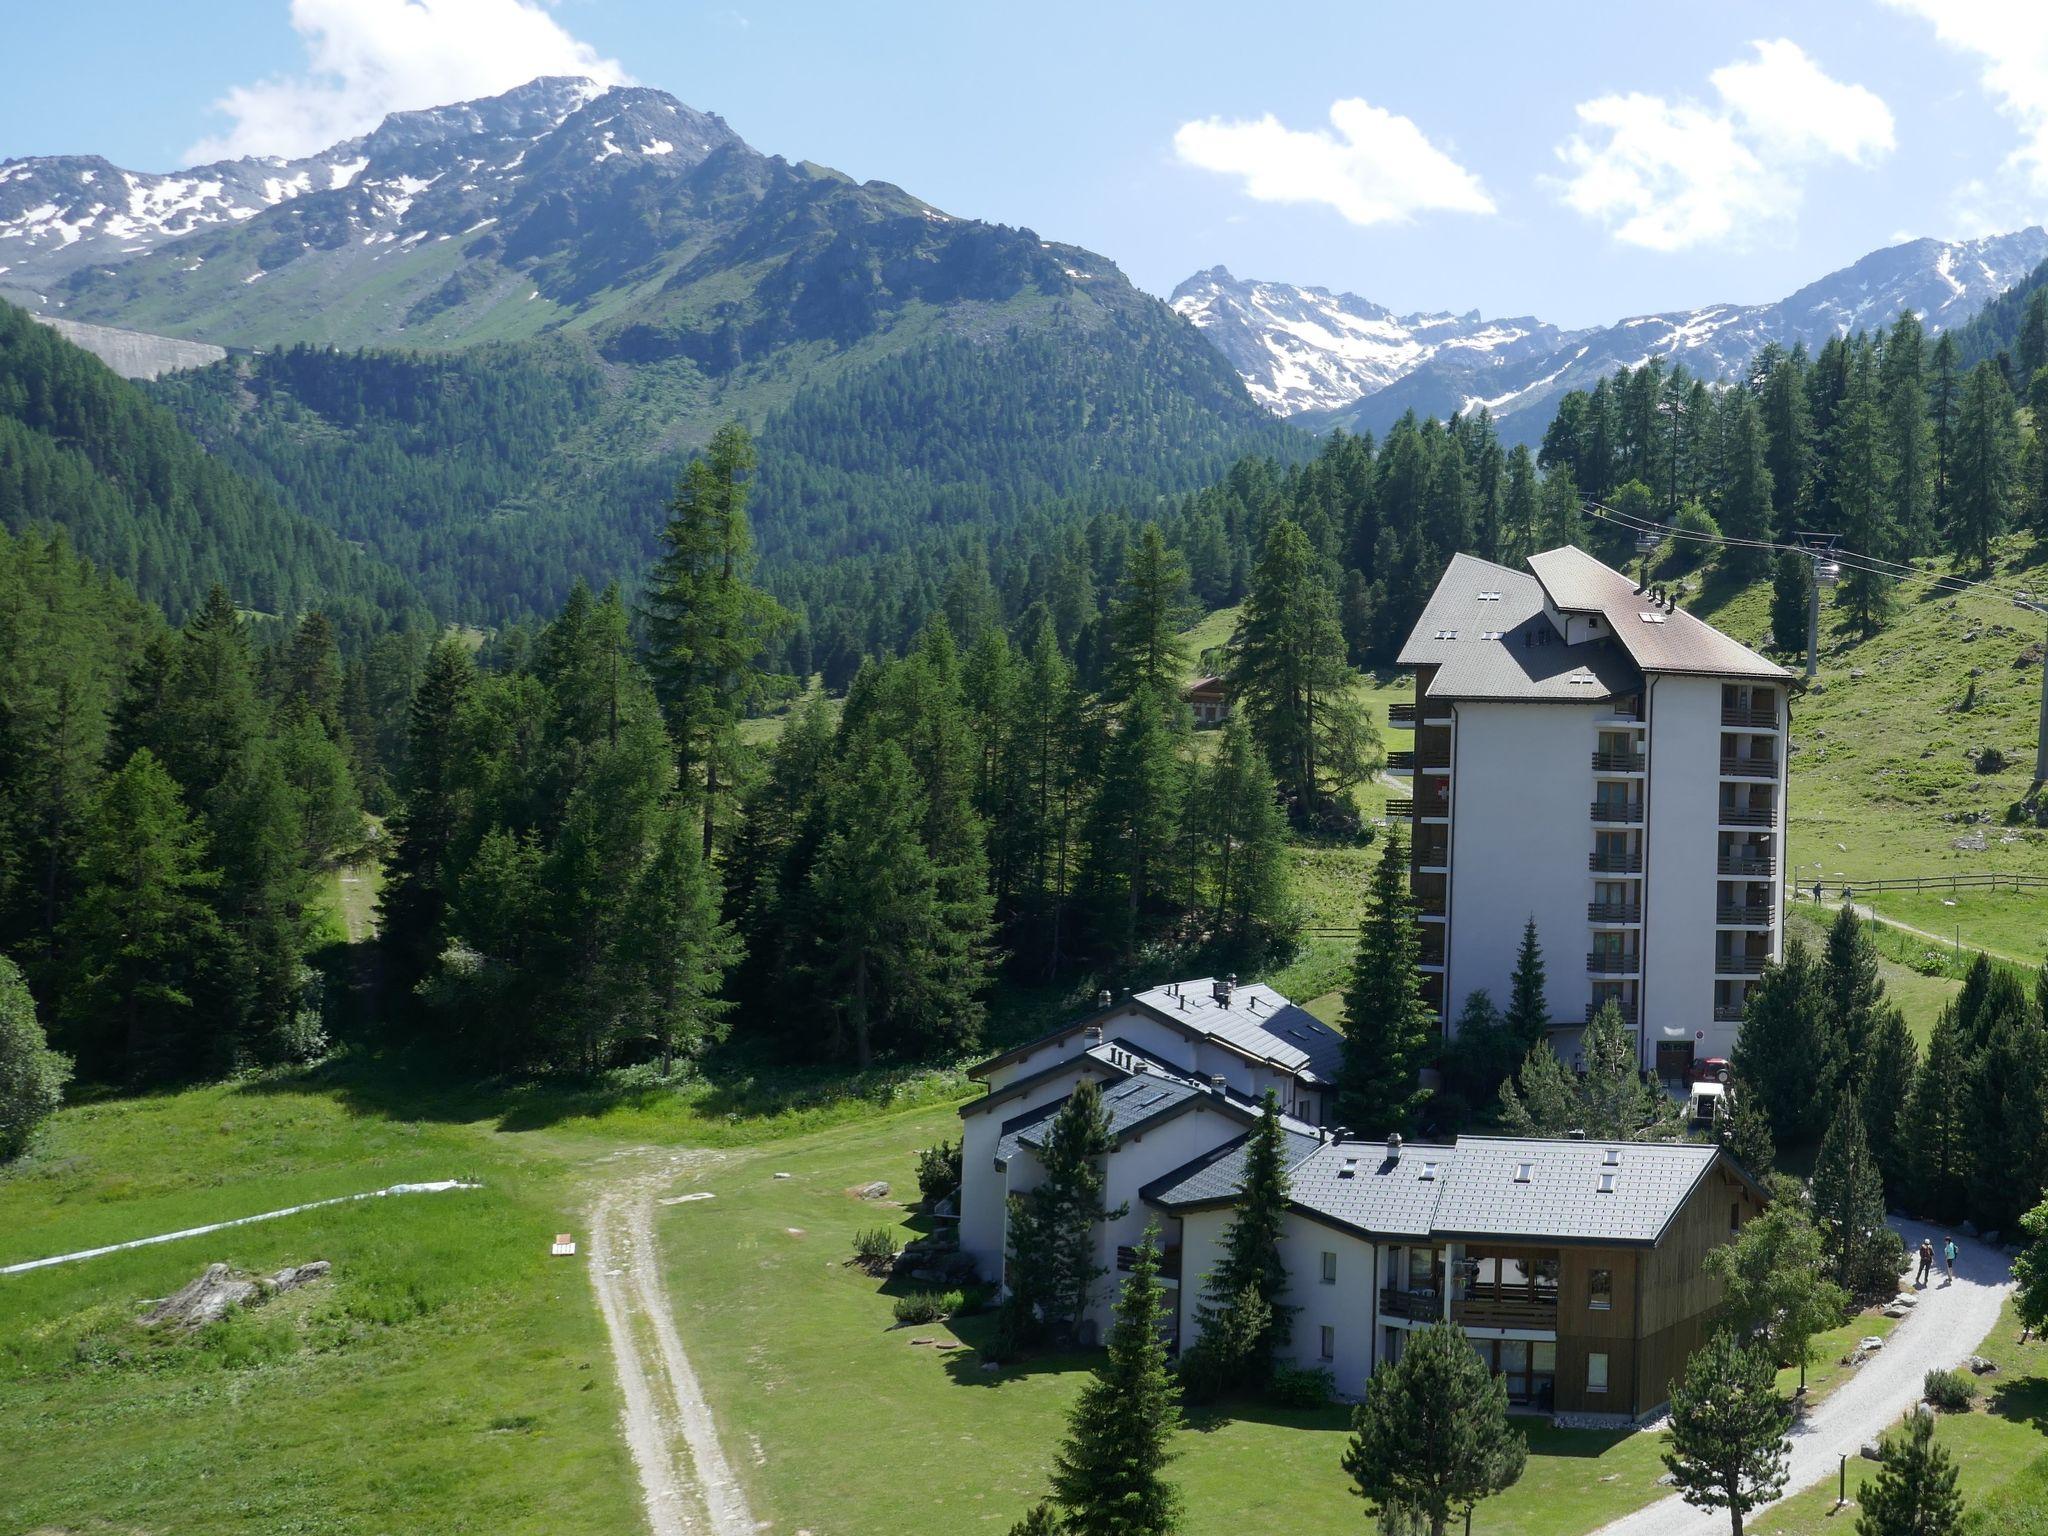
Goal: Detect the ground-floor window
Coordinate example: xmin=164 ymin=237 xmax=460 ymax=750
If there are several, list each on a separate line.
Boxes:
xmin=1465 ymin=1337 xmax=1556 ymax=1406
xmin=1320 ymin=1325 xmax=1335 ymax=1361
xmin=1587 ymin=1351 xmax=1609 ymax=1395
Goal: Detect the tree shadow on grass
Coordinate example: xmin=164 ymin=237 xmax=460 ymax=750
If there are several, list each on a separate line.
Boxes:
xmin=1986 ymin=1370 xmax=2048 ymax=1433
xmin=937 ymin=1315 xmax=1097 ymax=1388
xmin=1180 ymin=1397 xmax=1352 ymax=1436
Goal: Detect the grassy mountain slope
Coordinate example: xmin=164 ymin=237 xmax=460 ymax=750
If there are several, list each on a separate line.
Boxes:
xmin=0 ymin=301 xmax=424 ymax=632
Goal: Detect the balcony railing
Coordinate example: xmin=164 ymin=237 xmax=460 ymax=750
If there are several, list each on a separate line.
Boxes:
xmin=1719 ymin=756 xmax=1779 ymax=780
xmin=1716 ymin=904 xmax=1775 ymax=927
xmin=1414 ymin=844 xmax=1449 ymax=868
xmin=1717 ymin=854 xmax=1773 ymax=876
xmin=1417 ymin=754 xmax=1451 ymax=772
xmin=1592 ymin=751 xmax=1646 ymax=772
xmin=1452 ymin=1294 xmax=1560 ymax=1331
xmin=1589 ymin=851 xmax=1643 ymax=873
xmin=1378 ymin=1288 xmax=1442 ymax=1322
xmin=1590 ymin=801 xmax=1644 ymax=824
xmin=1586 ymin=1001 xmax=1637 ymax=1024
xmin=1715 ymin=954 xmax=1770 ymax=975
xmin=1415 ymin=893 xmax=1447 ymax=917
xmin=1713 ymin=1005 xmax=1747 ymax=1023
xmin=1386 ymin=750 xmax=1415 ymax=771
xmin=1387 ymin=702 xmax=1418 ymax=728
xmin=1386 ymin=798 xmax=1414 ymax=818
xmin=1587 ymin=951 xmax=1641 ymax=975
xmin=1721 ymin=704 xmax=1779 ymax=728
xmin=1588 ymin=901 xmax=1643 ymax=922
xmin=1718 ymin=804 xmax=1774 ymax=827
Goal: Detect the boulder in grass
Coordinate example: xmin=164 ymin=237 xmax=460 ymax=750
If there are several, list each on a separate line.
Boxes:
xmin=1966 ymin=1355 xmax=1998 ymax=1375
xmin=142 ymin=1259 xmax=329 ymax=1329
xmin=850 ymin=1181 xmax=891 ymax=1201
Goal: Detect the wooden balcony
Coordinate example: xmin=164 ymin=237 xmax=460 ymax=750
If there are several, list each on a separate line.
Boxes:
xmin=1715 ymin=954 xmax=1770 ymax=975
xmin=1716 ymin=904 xmax=1775 ymax=927
xmin=1386 ymin=798 xmax=1414 ymax=819
xmin=1588 ymin=901 xmax=1642 ymax=922
xmin=1713 ymin=1005 xmax=1747 ymax=1023
xmin=1717 ymin=854 xmax=1773 ymax=876
xmin=1586 ymin=1001 xmax=1637 ymax=1024
xmin=1718 ymin=804 xmax=1774 ymax=827
xmin=1378 ymin=1288 xmax=1442 ymax=1322
xmin=1589 ymin=851 xmax=1643 ymax=873
xmin=1387 ymin=702 xmax=1418 ymax=728
xmin=1721 ymin=704 xmax=1779 ymax=728
xmin=1386 ymin=750 xmax=1416 ymax=770
xmin=1592 ymin=751 xmax=1646 ymax=772
xmin=1452 ymin=1294 xmax=1559 ymax=1330
xmin=1718 ymin=756 xmax=1779 ymax=780
xmin=1587 ymin=951 xmax=1641 ymax=975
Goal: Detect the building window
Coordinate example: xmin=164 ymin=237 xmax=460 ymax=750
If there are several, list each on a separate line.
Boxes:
xmin=1731 ymin=1202 xmax=1742 ymax=1235
xmin=1320 ymin=1325 xmax=1335 ymax=1361
xmin=1589 ymin=1269 xmax=1613 ymax=1310
xmin=1320 ymin=1251 xmax=1337 ymax=1285
xmin=1587 ymin=1352 xmax=1609 ymax=1395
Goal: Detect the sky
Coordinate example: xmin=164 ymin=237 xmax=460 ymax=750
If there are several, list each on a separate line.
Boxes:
xmin=6 ymin=0 xmax=2048 ymax=328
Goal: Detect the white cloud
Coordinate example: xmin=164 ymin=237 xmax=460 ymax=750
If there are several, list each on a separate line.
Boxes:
xmin=1883 ymin=0 xmax=2048 ymax=196
xmin=1172 ymin=98 xmax=1494 ymax=227
xmin=186 ymin=0 xmax=632 ymax=163
xmin=1555 ymin=39 xmax=1893 ymax=252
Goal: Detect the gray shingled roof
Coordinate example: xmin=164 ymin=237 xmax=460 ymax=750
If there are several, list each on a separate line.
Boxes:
xmin=1395 ymin=553 xmax=1639 ymax=704
xmin=1150 ymin=1133 xmax=1746 ymax=1248
xmin=1142 ymin=1127 xmax=1328 ymax=1209
xmin=1427 ymin=1136 xmax=1722 ymax=1246
xmin=1528 ymin=547 xmax=1787 ymax=682
xmin=1131 ymin=979 xmax=1345 ymax=1084
xmin=993 ymin=1058 xmax=1219 ymax=1169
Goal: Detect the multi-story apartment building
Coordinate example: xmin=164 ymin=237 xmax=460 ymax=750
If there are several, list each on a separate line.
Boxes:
xmin=1392 ymin=547 xmax=1790 ymax=1078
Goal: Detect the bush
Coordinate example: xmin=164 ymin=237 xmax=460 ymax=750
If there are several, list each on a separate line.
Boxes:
xmin=892 ymin=1289 xmax=964 ymax=1325
xmin=0 ymin=957 xmax=70 ymax=1163
xmin=1923 ymin=1367 xmax=1978 ymax=1412
xmin=915 ymin=1138 xmax=963 ymax=1208
xmin=1668 ymin=502 xmax=1720 ymax=571
xmin=852 ymin=1226 xmax=899 ymax=1274
xmin=1269 ymin=1364 xmax=1336 ymax=1408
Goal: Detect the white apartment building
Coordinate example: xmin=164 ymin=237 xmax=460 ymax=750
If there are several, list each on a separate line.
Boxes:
xmin=1392 ymin=547 xmax=1791 ymax=1078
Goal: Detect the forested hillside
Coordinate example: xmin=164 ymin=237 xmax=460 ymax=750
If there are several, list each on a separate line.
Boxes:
xmin=0 ymin=303 xmax=427 ymax=638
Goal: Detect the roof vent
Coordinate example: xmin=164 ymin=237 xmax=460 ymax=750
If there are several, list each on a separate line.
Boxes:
xmin=1178 ymin=993 xmax=1188 ymax=1011
xmin=1387 ymin=1132 xmax=1403 ymax=1159
xmin=1566 ymin=1128 xmax=1587 ymax=1140
xmin=1084 ymin=1025 xmax=1104 ymax=1044
xmin=1210 ymin=1075 xmax=1227 ymax=1095
xmin=1213 ymin=975 xmax=1235 ymax=1006
xmin=1096 ymin=990 xmax=1112 ymax=1009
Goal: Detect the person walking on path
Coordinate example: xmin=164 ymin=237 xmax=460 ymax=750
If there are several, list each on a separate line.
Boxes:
xmin=1916 ymin=1239 xmax=1934 ymax=1287
xmin=1944 ymin=1236 xmax=1959 ymax=1284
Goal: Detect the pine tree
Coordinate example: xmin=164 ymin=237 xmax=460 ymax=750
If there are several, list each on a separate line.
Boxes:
xmin=380 ymin=641 xmax=475 ymax=994
xmin=1008 ymin=612 xmax=1087 ymax=980
xmin=1080 ymin=684 xmax=1189 ymax=957
xmin=1929 ymin=332 xmax=1961 ymax=518
xmin=1811 ymin=1091 xmax=1902 ymax=1301
xmin=1503 ymin=917 xmax=1549 ymax=1055
xmin=1947 ymin=360 xmax=2016 ymax=571
xmin=1762 ymin=354 xmax=1813 ymax=539
xmin=1860 ymin=1009 xmax=1918 ymax=1197
xmin=1035 ymin=1079 xmax=1125 ymax=1336
xmin=1662 ymin=1332 xmax=1792 ymax=1536
xmin=1101 ymin=525 xmax=1195 ymax=708
xmin=1338 ymin=829 xmax=1432 ymax=1134
xmin=643 ymin=422 xmax=789 ymax=855
xmin=58 ymin=749 xmax=224 ymax=1081
xmin=1855 ymin=1409 xmax=1963 ymax=1536
xmin=1720 ymin=1074 xmax=1776 ymax=1180
xmin=1906 ymin=1007 xmax=1971 ymax=1222
xmin=616 ymin=803 xmax=736 ymax=1073
xmin=1342 ymin=1321 xmax=1526 ymax=1536
xmin=1195 ymin=723 xmax=1290 ymax=952
xmin=2014 ymin=1197 xmax=2048 ymax=1341
xmin=1832 ymin=349 xmax=1895 ymax=635
xmin=1879 ymin=311 xmax=1934 ymax=556
xmin=1047 ymin=1225 xmax=1183 ymax=1536
xmin=1540 ymin=464 xmax=1584 ymax=547
xmin=1967 ymin=1003 xmax=2048 ymax=1233
xmin=1227 ymin=517 xmax=1375 ymax=825
xmin=1769 ymin=550 xmax=1813 ymax=658
xmin=1499 ymin=1001 xmax=1682 ymax=1141
xmin=1731 ymin=938 xmax=1832 ymax=1146
xmin=1716 ymin=391 xmax=1775 ymax=569
xmin=1194 ymin=1090 xmax=1294 ymax=1386
xmin=1504 ymin=444 xmax=1539 ymax=559
xmin=0 ymin=955 xmax=70 ymax=1162
xmin=1703 ymin=1199 xmax=1845 ymax=1390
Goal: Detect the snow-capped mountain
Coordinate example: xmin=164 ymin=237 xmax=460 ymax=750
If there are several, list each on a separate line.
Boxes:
xmin=1181 ymin=228 xmax=2048 ymax=443
xmin=0 ymin=77 xmax=628 ymax=291
xmin=1169 ymin=266 xmax=1571 ymax=415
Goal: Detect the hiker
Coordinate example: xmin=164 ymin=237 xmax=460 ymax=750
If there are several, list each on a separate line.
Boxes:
xmin=1812 ymin=879 xmax=1823 ymax=905
xmin=1944 ymin=1236 xmax=1959 ymax=1284
xmin=1916 ymin=1238 xmax=1934 ymax=1287
xmin=1842 ymin=883 xmax=1854 ymax=907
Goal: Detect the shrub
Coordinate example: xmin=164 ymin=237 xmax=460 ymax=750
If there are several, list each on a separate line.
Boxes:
xmin=1668 ymin=502 xmax=1720 ymax=571
xmin=0 ymin=957 xmax=70 ymax=1163
xmin=852 ymin=1227 xmax=899 ymax=1274
xmin=1976 ymin=747 xmax=2009 ymax=775
xmin=1923 ymin=1367 xmax=1978 ymax=1412
xmin=892 ymin=1289 xmax=963 ymax=1325
xmin=1270 ymin=1364 xmax=1336 ymax=1408
xmin=915 ymin=1138 xmax=963 ymax=1208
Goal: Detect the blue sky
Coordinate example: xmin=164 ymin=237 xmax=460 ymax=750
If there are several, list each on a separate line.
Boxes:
xmin=6 ymin=0 xmax=2048 ymax=327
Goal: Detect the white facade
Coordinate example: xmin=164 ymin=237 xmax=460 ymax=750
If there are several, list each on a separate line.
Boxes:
xmin=1178 ymin=1207 xmax=1378 ymax=1392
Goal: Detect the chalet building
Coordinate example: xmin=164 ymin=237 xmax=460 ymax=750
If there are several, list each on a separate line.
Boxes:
xmin=1148 ymin=1130 xmax=1767 ymax=1418
xmin=1392 ymin=547 xmax=1791 ymax=1080
xmin=958 ymin=977 xmax=1340 ymax=1330
xmin=1184 ymin=675 xmax=1231 ymax=726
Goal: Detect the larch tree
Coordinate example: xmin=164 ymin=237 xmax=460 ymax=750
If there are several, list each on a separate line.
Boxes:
xmin=1831 ymin=350 xmax=1895 ymax=635
xmin=1342 ymin=1321 xmax=1526 ymax=1536
xmin=1947 ymin=360 xmax=2017 ymax=572
xmin=1769 ymin=550 xmax=1813 ymax=658
xmin=1928 ymin=331 xmax=1961 ymax=516
xmin=1338 ymin=828 xmax=1432 ymax=1135
xmin=1662 ymin=1332 xmax=1792 ymax=1536
xmin=643 ymin=422 xmax=789 ymax=855
xmin=378 ymin=639 xmax=475 ymax=994
xmin=1195 ymin=722 xmax=1290 ymax=952
xmin=1227 ymin=516 xmax=1376 ymax=825
xmin=616 ymin=802 xmax=735 ymax=1074
xmin=1879 ymin=311 xmax=1933 ymax=554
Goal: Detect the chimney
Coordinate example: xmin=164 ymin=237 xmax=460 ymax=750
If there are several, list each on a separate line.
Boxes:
xmin=1387 ymin=1132 xmax=1403 ymax=1159
xmin=1567 ymin=1128 xmax=1587 ymax=1140
xmin=1096 ymin=989 xmax=1112 ymax=1010
xmin=1213 ymin=974 xmax=1235 ymax=1006
xmin=1210 ymin=1074 xmax=1227 ymax=1095
xmin=1084 ymin=1025 xmax=1104 ymax=1045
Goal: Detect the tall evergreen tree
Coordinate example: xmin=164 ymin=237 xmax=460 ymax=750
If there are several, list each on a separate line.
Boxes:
xmin=1947 ymin=360 xmax=2017 ymax=571
xmin=1194 ymin=723 xmax=1291 ymax=952
xmin=1499 ymin=1001 xmax=1682 ymax=1141
xmin=1906 ymin=1007 xmax=1971 ymax=1222
xmin=643 ymin=422 xmax=789 ymax=855
xmin=1502 ymin=917 xmax=1549 ymax=1055
xmin=1503 ymin=444 xmax=1540 ymax=559
xmin=1879 ymin=311 xmax=1934 ymax=555
xmin=1929 ymin=332 xmax=1962 ymax=517
xmin=1047 ymin=1225 xmax=1183 ymax=1536
xmin=1811 ymin=1090 xmax=1902 ymax=1300
xmin=616 ymin=803 xmax=735 ymax=1073
xmin=1716 ymin=390 xmax=1775 ymax=568
xmin=1832 ymin=348 xmax=1895 ymax=635
xmin=1338 ymin=829 xmax=1432 ymax=1134
xmin=1227 ymin=517 xmax=1375 ymax=824
xmin=1101 ymin=524 xmax=1195 ymax=708
xmin=1761 ymin=354 xmax=1813 ymax=539
xmin=1080 ymin=684 xmax=1189 ymax=957
xmin=1194 ymin=1090 xmax=1295 ymax=1386
xmin=0 ymin=955 xmax=69 ymax=1162
xmin=378 ymin=640 xmax=475 ymax=995
xmin=1967 ymin=1001 xmax=2048 ymax=1233
xmin=1769 ymin=550 xmax=1813 ymax=658
xmin=1731 ymin=938 xmax=1833 ymax=1146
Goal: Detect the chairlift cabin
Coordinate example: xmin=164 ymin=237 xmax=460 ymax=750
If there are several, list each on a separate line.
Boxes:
xmin=1814 ymin=559 xmax=1841 ymax=587
xmin=1634 ymin=528 xmax=1662 ymax=554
